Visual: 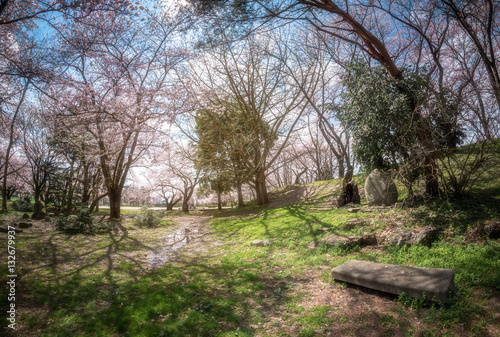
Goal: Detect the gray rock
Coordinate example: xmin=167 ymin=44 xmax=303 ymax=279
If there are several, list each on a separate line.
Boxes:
xmin=343 ymin=218 xmax=369 ymax=230
xmin=16 ymin=222 xmax=33 ymax=229
xmin=484 ymin=221 xmax=500 ymax=239
xmin=386 ymin=229 xmax=413 ymax=246
xmin=309 ymin=233 xmax=378 ymax=249
xmin=307 ymin=241 xmax=319 ymax=249
xmin=361 ymin=233 xmax=377 ymax=246
xmin=365 ymin=169 xmax=398 ymax=206
xmin=250 ymin=239 xmax=273 ymax=247
xmin=319 ymin=235 xmax=362 ymax=248
xmin=413 ymin=226 xmax=439 ymax=245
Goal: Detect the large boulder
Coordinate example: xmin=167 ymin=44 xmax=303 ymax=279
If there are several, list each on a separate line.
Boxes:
xmin=365 ymin=170 xmax=398 ymax=206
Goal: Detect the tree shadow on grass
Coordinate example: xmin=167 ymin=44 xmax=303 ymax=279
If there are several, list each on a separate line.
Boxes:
xmin=410 ymin=193 xmax=500 ymax=233
xmin=13 ymin=219 xmax=292 ymax=337
xmin=282 ymin=204 xmax=340 ymax=247
xmin=21 ymin=222 xmax=157 ymax=284
xmin=209 ymin=203 xmax=340 ymax=246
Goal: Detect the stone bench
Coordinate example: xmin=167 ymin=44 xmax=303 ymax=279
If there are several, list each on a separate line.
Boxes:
xmin=331 ymin=260 xmax=455 ymax=302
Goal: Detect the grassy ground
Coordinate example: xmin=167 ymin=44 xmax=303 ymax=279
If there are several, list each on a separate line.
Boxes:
xmin=1 ymin=144 xmax=499 ymax=336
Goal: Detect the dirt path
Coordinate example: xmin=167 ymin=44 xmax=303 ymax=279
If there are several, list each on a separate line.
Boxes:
xmin=147 ymin=213 xmax=227 ymax=267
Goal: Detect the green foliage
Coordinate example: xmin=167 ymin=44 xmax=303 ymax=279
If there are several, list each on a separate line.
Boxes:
xmin=133 ymin=209 xmax=163 ymax=228
xmin=381 ymin=241 xmax=500 ymax=289
xmin=11 ymin=197 xmax=33 ymax=212
xmin=55 ymin=208 xmax=102 ymax=234
xmin=340 ymin=60 xmax=469 ymax=198
xmin=438 ymin=140 xmax=490 ymax=198
xmin=194 ymin=102 xmax=259 ymax=196
xmin=339 ymin=60 xmax=427 ymax=171
xmin=425 ymin=89 xmax=466 ymax=150
xmin=396 ymin=292 xmax=430 ymax=309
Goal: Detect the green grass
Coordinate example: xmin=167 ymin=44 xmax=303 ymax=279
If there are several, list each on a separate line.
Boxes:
xmin=3 ymin=201 xmax=499 ymax=337
xmin=2 ymin=141 xmax=500 ymax=336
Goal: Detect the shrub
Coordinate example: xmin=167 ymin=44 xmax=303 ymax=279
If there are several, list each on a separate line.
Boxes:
xmin=55 ymin=208 xmax=102 ymax=234
xmin=11 ymin=198 xmax=33 ymax=212
xmin=133 ymin=209 xmax=163 ymax=228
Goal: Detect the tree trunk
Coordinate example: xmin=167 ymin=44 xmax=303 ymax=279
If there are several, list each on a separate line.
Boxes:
xmin=2 ymin=80 xmax=30 ymax=212
xmin=65 ymin=161 xmax=76 ymax=216
xmin=217 ymin=190 xmax=222 ymax=211
xmin=237 ymin=183 xmax=245 ymax=207
xmin=34 ymin=185 xmax=42 ymax=204
xmin=108 ymin=190 xmax=121 ymax=219
xmin=6 ymin=187 xmax=15 ymax=200
xmin=338 ymin=158 xmax=345 ymax=179
xmin=423 ymin=156 xmax=439 ymax=197
xmin=166 ymin=196 xmax=181 ymax=211
xmin=89 ymin=193 xmax=108 ymax=213
xmin=294 ymin=168 xmax=307 ymax=184
xmin=166 ymin=198 xmax=174 ymax=211
xmin=255 ymin=169 xmax=269 ymax=206
xmin=406 ymin=182 xmax=414 ymax=203
xmin=182 ymin=200 xmax=189 ymax=213
xmin=81 ymin=162 xmax=91 ymax=205
xmin=415 ymin=111 xmax=440 ymax=197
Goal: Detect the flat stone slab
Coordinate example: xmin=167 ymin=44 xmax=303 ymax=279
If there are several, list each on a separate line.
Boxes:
xmin=331 ymin=260 xmax=455 ymax=302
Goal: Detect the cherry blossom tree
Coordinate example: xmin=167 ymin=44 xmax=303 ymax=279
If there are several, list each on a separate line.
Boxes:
xmin=46 ymin=8 xmax=188 ymax=219
xmin=0 ymin=21 xmax=51 ymax=211
xmin=149 ymin=142 xmax=203 ymax=212
xmin=144 ymin=162 xmax=183 ymax=211
xmin=0 ymin=145 xmax=28 ymax=200
xmin=20 ymin=107 xmax=63 ymax=218
xmin=0 ymin=0 xmax=133 ymax=26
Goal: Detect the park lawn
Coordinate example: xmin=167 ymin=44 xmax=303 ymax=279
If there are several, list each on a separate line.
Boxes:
xmin=2 ymin=142 xmax=500 ymax=337
xmin=1 ymin=192 xmax=499 ymax=336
